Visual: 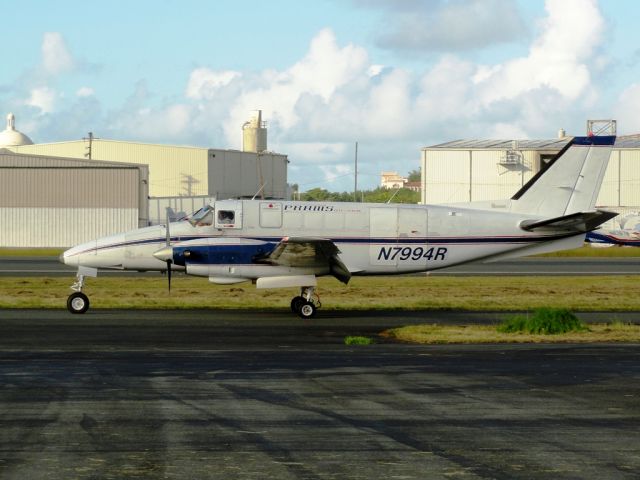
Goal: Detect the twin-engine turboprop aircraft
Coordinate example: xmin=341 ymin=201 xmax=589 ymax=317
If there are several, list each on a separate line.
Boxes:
xmin=61 ymin=134 xmax=617 ymax=317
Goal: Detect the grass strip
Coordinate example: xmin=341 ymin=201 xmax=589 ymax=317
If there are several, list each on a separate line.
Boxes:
xmin=384 ymin=322 xmax=640 ymax=344
xmin=0 ymin=275 xmax=638 ymax=310
xmin=344 ymin=336 xmax=375 ymax=345
xmin=497 ymin=308 xmax=587 ymax=334
xmin=535 ymin=245 xmax=640 ymax=257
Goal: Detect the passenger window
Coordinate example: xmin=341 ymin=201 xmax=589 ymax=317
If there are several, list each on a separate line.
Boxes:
xmin=218 ymin=210 xmax=235 ymax=225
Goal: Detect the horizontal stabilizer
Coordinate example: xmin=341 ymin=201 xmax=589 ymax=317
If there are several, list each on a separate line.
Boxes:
xmin=519 ymin=210 xmax=618 ymax=233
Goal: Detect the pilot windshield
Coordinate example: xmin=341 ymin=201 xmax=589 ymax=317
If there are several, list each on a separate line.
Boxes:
xmin=189 ymin=205 xmax=213 ymax=226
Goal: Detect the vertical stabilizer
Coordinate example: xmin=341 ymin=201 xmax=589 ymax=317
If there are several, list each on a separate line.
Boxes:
xmin=510 ymin=135 xmax=615 ymax=216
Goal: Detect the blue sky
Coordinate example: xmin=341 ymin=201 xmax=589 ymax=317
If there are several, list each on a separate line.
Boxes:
xmin=2 ymin=0 xmax=640 ymax=192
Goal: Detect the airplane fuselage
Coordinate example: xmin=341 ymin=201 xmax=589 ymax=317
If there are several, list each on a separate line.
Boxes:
xmin=62 ymin=199 xmax=582 ymax=280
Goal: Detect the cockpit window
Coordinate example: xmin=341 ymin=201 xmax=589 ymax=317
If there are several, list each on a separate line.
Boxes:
xmin=217 ymin=210 xmax=235 ymax=225
xmin=189 ymin=205 xmax=214 ymax=226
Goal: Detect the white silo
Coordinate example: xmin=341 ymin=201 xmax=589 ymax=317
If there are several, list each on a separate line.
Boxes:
xmin=242 ymin=110 xmax=267 ymax=153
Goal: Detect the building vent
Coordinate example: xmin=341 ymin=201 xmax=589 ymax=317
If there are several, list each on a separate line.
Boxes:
xmin=242 ymin=110 xmax=267 ymax=153
xmin=499 ymin=141 xmax=521 ymax=166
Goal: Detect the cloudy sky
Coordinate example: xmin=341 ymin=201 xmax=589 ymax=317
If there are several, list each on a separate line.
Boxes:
xmin=2 ymin=0 xmax=639 ymax=191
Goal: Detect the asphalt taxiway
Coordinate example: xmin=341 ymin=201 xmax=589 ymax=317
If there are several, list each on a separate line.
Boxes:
xmin=1 ymin=309 xmax=639 ymax=479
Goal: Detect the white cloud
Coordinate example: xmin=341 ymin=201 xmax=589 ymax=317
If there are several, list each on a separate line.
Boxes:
xmin=15 ymin=0 xmax=613 ymax=191
xmin=108 ymin=103 xmax=193 ymax=142
xmin=367 ymin=64 xmax=384 ymax=77
xmin=185 ymin=68 xmax=241 ymax=100
xmin=25 ymin=87 xmax=57 ymax=113
xmin=476 ymin=0 xmax=604 ymax=105
xmin=371 ymin=0 xmax=527 ymax=52
xmin=42 ymin=32 xmax=74 ymax=75
xmin=222 ymin=28 xmax=369 ymax=145
xmin=614 ymin=83 xmax=640 ymax=134
xmin=76 ymin=87 xmax=95 ymax=97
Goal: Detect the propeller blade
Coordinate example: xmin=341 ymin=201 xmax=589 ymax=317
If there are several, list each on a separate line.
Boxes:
xmin=165 ymin=207 xmax=171 ymax=246
xmin=165 ymin=207 xmax=172 ymax=292
xmin=166 ymin=260 xmax=172 ymax=292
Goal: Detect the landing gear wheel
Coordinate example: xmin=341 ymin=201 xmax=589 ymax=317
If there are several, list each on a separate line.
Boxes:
xmin=291 ymin=296 xmax=305 ymax=313
xmin=67 ymin=292 xmax=90 ymax=314
xmin=298 ymin=301 xmax=316 ymax=319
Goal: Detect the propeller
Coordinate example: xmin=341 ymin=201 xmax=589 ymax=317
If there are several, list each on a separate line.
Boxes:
xmin=165 ymin=208 xmax=172 ymax=292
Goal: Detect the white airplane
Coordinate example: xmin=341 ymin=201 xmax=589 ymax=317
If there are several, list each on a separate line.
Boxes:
xmin=61 ymin=134 xmax=617 ymax=317
xmin=586 ymin=212 xmax=640 ymax=246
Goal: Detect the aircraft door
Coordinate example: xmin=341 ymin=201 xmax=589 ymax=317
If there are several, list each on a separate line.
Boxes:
xmin=259 ymin=202 xmax=282 ymax=228
xmin=369 ymin=207 xmax=398 ymax=266
xmin=398 ymin=208 xmax=428 ymax=268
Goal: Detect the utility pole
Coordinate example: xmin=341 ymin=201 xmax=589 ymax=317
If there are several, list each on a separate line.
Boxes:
xmin=354 ymin=141 xmax=358 ymax=202
xmin=84 ymin=132 xmax=94 ymax=159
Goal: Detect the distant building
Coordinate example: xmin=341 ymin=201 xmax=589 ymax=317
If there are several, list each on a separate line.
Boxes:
xmin=0 ymin=113 xmax=33 ymax=147
xmin=0 ymin=111 xmax=291 ymax=247
xmin=420 ymin=127 xmax=640 ymax=227
xmin=381 ymin=171 xmax=407 ymax=189
xmin=404 ymin=181 xmax=421 ymax=192
xmin=0 ymin=150 xmax=148 ymax=247
xmin=8 ymin=111 xmax=288 ymax=200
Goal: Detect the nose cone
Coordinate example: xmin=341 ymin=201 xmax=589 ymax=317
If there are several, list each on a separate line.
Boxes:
xmin=153 ymin=246 xmax=173 ymax=262
xmin=59 ymin=243 xmax=88 ymax=267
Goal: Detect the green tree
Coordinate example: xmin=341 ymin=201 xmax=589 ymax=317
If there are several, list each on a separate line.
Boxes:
xmin=407 ymin=169 xmax=421 ymax=182
xmin=300 ymin=187 xmax=419 ymax=204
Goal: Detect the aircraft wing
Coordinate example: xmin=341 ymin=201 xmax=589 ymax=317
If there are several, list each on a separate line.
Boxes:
xmin=519 ymin=210 xmax=618 ymax=233
xmin=258 ymin=237 xmax=352 ymax=284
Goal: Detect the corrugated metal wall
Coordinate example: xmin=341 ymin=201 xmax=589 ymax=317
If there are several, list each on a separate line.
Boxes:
xmin=0 ymin=168 xmax=138 ymax=208
xmin=422 ymin=150 xmax=471 ymax=204
xmin=13 ymin=140 xmax=210 ymax=197
xmin=0 ymin=208 xmax=138 ymax=247
xmin=208 ymin=150 xmax=288 ymax=199
xmin=0 ymin=152 xmax=148 ymax=247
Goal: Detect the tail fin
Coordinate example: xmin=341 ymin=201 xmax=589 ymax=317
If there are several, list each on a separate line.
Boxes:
xmin=510 ymin=135 xmax=615 ymax=216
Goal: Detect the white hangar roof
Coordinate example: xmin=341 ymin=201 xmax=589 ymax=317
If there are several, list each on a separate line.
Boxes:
xmin=424 ymin=135 xmax=640 ymax=151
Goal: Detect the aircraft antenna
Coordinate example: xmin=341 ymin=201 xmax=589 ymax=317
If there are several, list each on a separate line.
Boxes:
xmin=386 ymin=187 xmax=401 ymax=204
xmin=251 ymin=183 xmax=266 ymax=200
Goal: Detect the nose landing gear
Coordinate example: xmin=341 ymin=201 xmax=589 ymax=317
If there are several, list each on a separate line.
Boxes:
xmin=67 ymin=272 xmax=91 ymax=314
xmin=67 ymin=291 xmax=90 ymax=314
xmin=291 ymin=286 xmax=320 ymax=319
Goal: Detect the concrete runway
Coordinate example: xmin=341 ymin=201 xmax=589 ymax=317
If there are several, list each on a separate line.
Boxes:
xmin=2 ymin=255 xmax=640 ymax=276
xmin=1 ymin=309 xmax=639 ymax=479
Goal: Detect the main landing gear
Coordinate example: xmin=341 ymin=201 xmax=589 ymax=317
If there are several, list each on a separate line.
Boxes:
xmin=290 ymin=286 xmax=320 ymax=319
xmin=67 ymin=273 xmax=90 ymax=314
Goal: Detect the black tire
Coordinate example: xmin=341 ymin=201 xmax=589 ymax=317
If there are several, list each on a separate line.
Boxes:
xmin=298 ymin=301 xmax=316 ymax=319
xmin=290 ymin=296 xmax=305 ymax=313
xmin=67 ymin=292 xmax=90 ymax=314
